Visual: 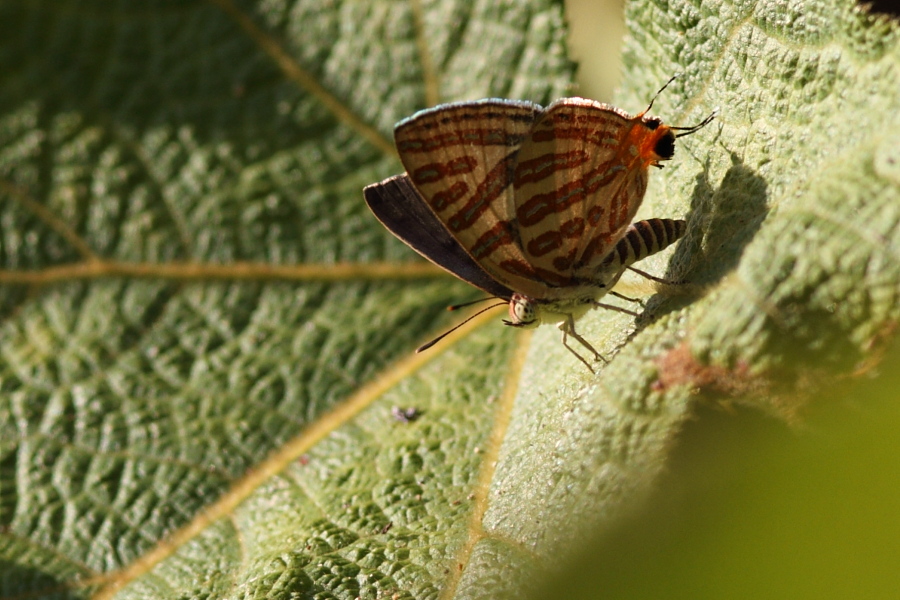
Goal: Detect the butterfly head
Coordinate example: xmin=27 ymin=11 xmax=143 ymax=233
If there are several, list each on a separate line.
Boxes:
xmin=639 ymin=109 xmax=717 ymax=168
xmin=644 ymin=118 xmax=677 ymax=161
xmin=637 ymin=75 xmax=717 ymax=167
xmin=504 ymin=293 xmax=540 ymax=329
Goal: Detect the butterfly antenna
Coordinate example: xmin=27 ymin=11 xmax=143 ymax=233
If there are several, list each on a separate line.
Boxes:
xmin=447 ymin=297 xmax=501 ymax=311
xmin=416 ymin=301 xmax=507 ymax=353
xmin=644 ymin=73 xmax=681 ymax=113
xmin=671 ymin=108 xmax=719 ymax=137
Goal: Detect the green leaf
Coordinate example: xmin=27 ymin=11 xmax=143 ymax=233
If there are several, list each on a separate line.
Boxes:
xmin=532 ymin=340 xmax=900 ymax=599
xmin=0 ymin=1 xmax=573 ymax=598
xmin=517 ymin=0 xmax=900 ymax=597
xmin=1 ymin=1 xmax=899 ymax=600
xmin=496 ymin=4 xmax=900 ymax=593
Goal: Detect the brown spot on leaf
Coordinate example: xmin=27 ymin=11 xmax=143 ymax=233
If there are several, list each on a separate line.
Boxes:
xmin=653 ymin=342 xmax=764 ymax=398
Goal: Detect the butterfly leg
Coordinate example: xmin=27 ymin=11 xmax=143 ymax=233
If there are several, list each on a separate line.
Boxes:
xmin=559 ymin=315 xmax=607 ymax=373
xmin=627 ymin=265 xmax=685 ymax=286
xmin=609 ymin=290 xmax=644 ymax=305
xmin=592 ymin=301 xmax=640 ymax=318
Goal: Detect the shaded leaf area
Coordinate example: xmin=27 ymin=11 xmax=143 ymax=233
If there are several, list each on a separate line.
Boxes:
xmin=0 ymin=279 xmax=472 ymax=593
xmin=0 ymin=0 xmax=573 ymax=598
xmin=115 ymin=325 xmax=518 ymax=600
xmin=449 ymin=0 xmax=900 ymax=590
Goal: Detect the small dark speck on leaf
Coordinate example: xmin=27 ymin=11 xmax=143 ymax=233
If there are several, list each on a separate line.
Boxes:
xmin=391 ymin=406 xmax=423 ymax=423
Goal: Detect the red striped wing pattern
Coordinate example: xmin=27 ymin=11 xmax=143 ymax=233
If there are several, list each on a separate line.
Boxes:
xmin=394 ymin=101 xmax=549 ymax=299
xmin=513 ymin=99 xmax=649 ymax=291
xmin=394 ymin=98 xmax=664 ymax=301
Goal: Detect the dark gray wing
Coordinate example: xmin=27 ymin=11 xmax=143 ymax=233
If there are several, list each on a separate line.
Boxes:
xmin=364 ymin=174 xmax=513 ymax=300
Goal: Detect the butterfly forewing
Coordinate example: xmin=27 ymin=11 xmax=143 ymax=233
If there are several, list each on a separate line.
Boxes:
xmin=512 ymin=99 xmax=651 ymax=290
xmin=394 ymin=100 xmax=552 ymax=298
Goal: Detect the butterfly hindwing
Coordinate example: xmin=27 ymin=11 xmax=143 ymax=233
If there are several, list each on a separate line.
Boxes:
xmin=393 ymin=100 xmax=552 ymax=299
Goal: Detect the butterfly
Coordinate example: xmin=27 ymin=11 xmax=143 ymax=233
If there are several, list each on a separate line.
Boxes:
xmin=364 ymin=77 xmax=715 ymax=371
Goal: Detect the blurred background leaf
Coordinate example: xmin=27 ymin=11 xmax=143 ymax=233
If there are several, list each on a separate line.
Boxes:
xmin=532 ymin=338 xmax=900 ymax=599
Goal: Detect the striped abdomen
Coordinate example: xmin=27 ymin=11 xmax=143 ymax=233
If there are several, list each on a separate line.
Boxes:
xmin=601 ymin=218 xmax=686 ymax=273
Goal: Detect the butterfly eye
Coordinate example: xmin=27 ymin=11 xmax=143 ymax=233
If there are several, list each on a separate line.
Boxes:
xmin=507 ymin=294 xmax=538 ymax=327
xmin=654 ymin=130 xmax=676 ymax=160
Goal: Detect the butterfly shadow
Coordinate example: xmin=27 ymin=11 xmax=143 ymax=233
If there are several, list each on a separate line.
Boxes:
xmin=635 ymin=151 xmax=770 ymax=325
